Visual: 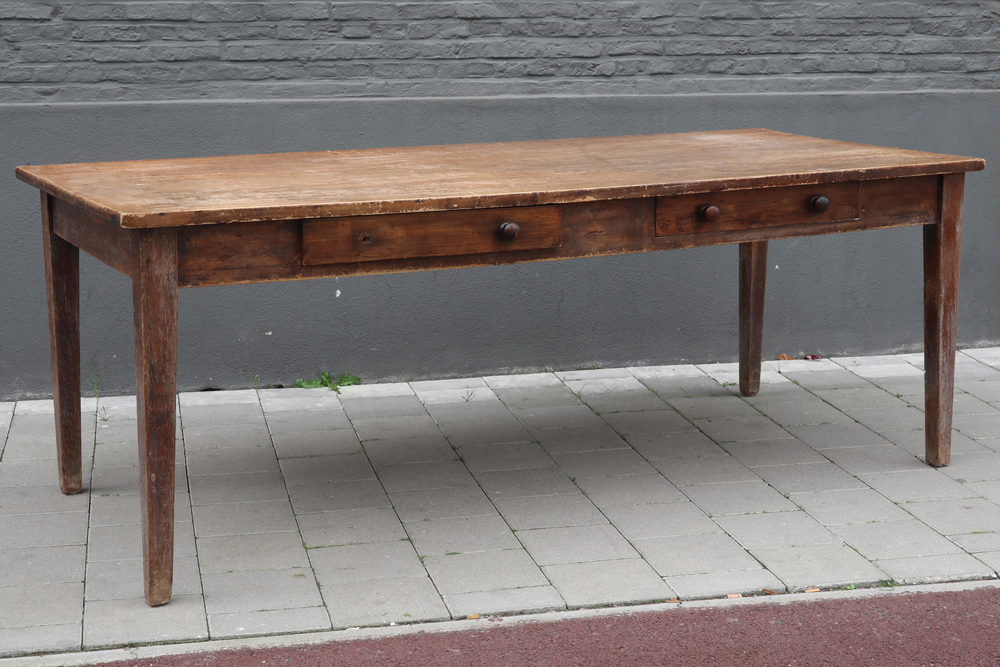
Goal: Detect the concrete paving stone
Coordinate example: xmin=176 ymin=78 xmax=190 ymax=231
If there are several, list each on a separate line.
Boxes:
xmin=362 ymin=435 xmax=456 ymax=467
xmin=493 ymin=386 xmax=583 ymax=409
xmin=666 ymin=395 xmax=760 ymax=419
xmin=458 ymin=441 xmax=554 ymax=472
xmin=580 ymin=390 xmax=671 ymax=415
xmin=559 ymin=368 xmax=633 ymax=382
xmin=493 ymin=493 xmax=608 ymax=531
xmin=719 ymin=438 xmax=828 ymax=468
xmin=542 ymin=558 xmax=674 ymax=609
xmin=85 ymin=555 xmax=201 ymax=601
xmin=753 ymin=400 xmax=855 ymax=427
xmin=426 ymin=400 xmax=515 ymax=425
xmin=958 ymin=380 xmax=1000 ymax=404
xmin=270 ymin=429 xmax=364 ymax=459
xmin=416 ymin=387 xmax=499 ymax=405
xmin=949 ymin=532 xmax=1000 ymax=553
xmin=682 ymin=481 xmax=798 ymax=516
xmin=182 ymin=423 xmax=272 ymax=450
xmin=209 ymin=606 xmax=332 ymax=640
xmin=0 ymin=458 xmax=65 ymax=487
xmin=972 ymin=551 xmax=1000 ymax=572
xmin=963 ymin=480 xmax=1000 ymax=506
xmin=572 ymin=376 xmax=650 ymax=395
xmin=0 ymin=436 xmax=59 ymax=461
xmin=197 ymin=531 xmax=311 ymax=573
xmin=715 ymin=511 xmax=840 ymax=549
xmin=811 ymin=387 xmax=910 ymax=411
xmin=340 ymin=395 xmax=428 ymax=420
xmin=575 ymin=474 xmax=686 ymax=507
xmin=424 ymin=548 xmax=548 ymax=594
xmin=833 ymin=519 xmax=963 ymax=560
xmin=189 ymin=471 xmax=289 ymax=505
xmin=842 ymin=408 xmax=925 ymax=433
xmin=602 ymin=501 xmax=720 ymax=540
xmin=850 ymin=365 xmax=924 ymax=380
xmin=279 ymin=453 xmax=376 ymax=486
xmin=476 ymin=467 xmax=578 ymax=499
xmin=443 ymin=585 xmax=566 ymax=618
xmin=0 ymin=581 xmax=83 ymax=627
xmin=878 ymin=428 xmax=987 ymax=457
xmin=866 ymin=377 xmax=926 ymax=397
xmin=264 ymin=409 xmax=353 ymax=435
xmin=961 ymin=347 xmax=1000 ymax=365
xmin=903 ymin=498 xmax=1000 ymax=536
xmin=0 ymin=624 xmax=81 ymax=659
xmin=954 ymin=413 xmax=1000 ymax=440
xmin=389 ymin=486 xmax=498 ymax=522
xmin=550 ymin=448 xmax=657 ymax=479
xmin=874 ymin=554 xmax=995 ymax=585
xmin=323 ymin=576 xmax=450 ymax=629
xmin=765 ymin=358 xmax=843 ymax=373
xmin=536 ymin=425 xmax=629 ymax=455
xmin=405 ymin=515 xmax=520 ymax=556
xmin=0 ymin=484 xmax=90 ymax=515
xmin=628 ymin=365 xmax=706 ymax=382
xmin=439 ymin=417 xmax=534 ymax=447
xmin=13 ymin=400 xmax=57 ymax=415
xmin=484 ymin=372 xmax=563 ymax=389
xmin=91 ymin=463 xmax=187 ymax=496
xmin=858 ymin=469 xmax=979 ymax=503
xmin=350 ymin=415 xmax=444 ymax=443
xmin=258 ymin=387 xmax=342 ymax=413
xmin=186 ymin=446 xmax=279 ymax=476
xmin=651 ymin=454 xmax=760 ymax=486
xmin=833 ymin=354 xmax=914 ymax=368
xmin=602 ymin=409 xmax=697 ymax=436
xmin=289 ymin=479 xmax=390 ymax=514
xmin=793 ymin=488 xmax=911 ymax=525
xmin=337 ymin=383 xmax=415 ymax=399
xmin=780 ymin=369 xmax=874 ymax=390
xmin=694 ymin=416 xmax=795 ymax=444
xmin=635 ymin=532 xmax=761 ymax=576
xmin=180 ymin=390 xmax=259 ymax=406
xmin=84 ymin=595 xmax=208 ymax=650
xmin=739 ymin=383 xmax=823 ymax=406
xmin=202 ymin=568 xmax=323 ymax=615
xmin=180 ymin=403 xmax=265 ymax=427
xmin=626 ymin=431 xmax=728 ymax=460
xmin=638 ymin=376 xmax=734 ymax=399
xmin=192 ymin=499 xmax=297 ymax=538
xmin=88 ymin=520 xmax=196 ymax=562
xmin=0 ymin=512 xmax=88 ymax=549
xmin=517 ymin=524 xmax=639 ymax=566
xmin=952 ymin=361 xmax=1000 ymax=383
xmin=905 ymin=392 xmax=1000 ymax=416
xmin=754 ymin=462 xmax=867 ymax=495
xmin=511 ymin=405 xmax=607 ymax=431
xmin=374 ymin=460 xmax=477 ymax=492
xmin=299 ymin=508 xmax=407 ymax=548
xmin=667 ymin=568 xmax=787 ymax=600
xmin=0 ymin=545 xmax=85 ymax=587
xmin=309 ymin=540 xmax=425 ymax=587
xmin=751 ymin=543 xmax=888 ymax=591
xmin=706 ymin=370 xmax=789 ymax=386
xmin=93 ymin=441 xmax=185 ymax=468
xmin=411 ymin=378 xmax=489 ymax=392
xmin=821 ymin=444 xmax=927 ymax=475
xmin=90 ymin=491 xmax=192 ymax=527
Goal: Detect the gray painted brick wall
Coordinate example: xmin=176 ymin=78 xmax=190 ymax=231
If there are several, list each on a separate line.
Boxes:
xmin=1 ymin=2 xmax=998 ymax=102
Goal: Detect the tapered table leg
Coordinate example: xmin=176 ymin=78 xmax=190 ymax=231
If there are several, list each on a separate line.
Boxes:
xmin=924 ymin=173 xmax=965 ymax=467
xmin=132 ymin=228 xmax=179 ymax=606
xmin=41 ymin=193 xmax=83 ymax=495
xmin=739 ymin=241 xmax=769 ymax=396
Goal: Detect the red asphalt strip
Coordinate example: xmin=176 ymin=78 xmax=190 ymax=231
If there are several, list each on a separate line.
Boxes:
xmin=96 ymin=587 xmax=1000 ymax=667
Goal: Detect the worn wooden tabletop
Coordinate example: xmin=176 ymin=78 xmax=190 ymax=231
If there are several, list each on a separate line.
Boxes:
xmin=16 ymin=129 xmax=983 ymax=229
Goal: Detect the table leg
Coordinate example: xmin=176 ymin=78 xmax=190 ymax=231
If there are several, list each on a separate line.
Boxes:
xmin=923 ymin=173 xmax=965 ymax=467
xmin=739 ymin=240 xmax=768 ymax=396
xmin=132 ymin=228 xmax=179 ymax=606
xmin=41 ymin=193 xmax=83 ymax=495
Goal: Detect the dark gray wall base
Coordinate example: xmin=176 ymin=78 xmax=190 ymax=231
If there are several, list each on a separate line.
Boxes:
xmin=2 ymin=91 xmax=997 ymax=399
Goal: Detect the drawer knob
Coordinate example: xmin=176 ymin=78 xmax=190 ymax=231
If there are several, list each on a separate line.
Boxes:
xmin=810 ymin=195 xmax=830 ymax=213
xmin=699 ymin=204 xmax=721 ymax=223
xmin=498 ymin=221 xmax=520 ymax=241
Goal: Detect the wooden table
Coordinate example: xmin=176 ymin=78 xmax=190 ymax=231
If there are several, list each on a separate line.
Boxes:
xmin=16 ymin=129 xmax=984 ymax=606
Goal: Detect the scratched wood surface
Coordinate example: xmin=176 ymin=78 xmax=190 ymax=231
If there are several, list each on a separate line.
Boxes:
xmin=15 ymin=129 xmax=984 ymax=229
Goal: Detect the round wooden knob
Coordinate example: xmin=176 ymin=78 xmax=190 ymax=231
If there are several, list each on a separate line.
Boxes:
xmin=498 ymin=221 xmax=520 ymax=241
xmin=810 ymin=195 xmax=830 ymax=213
xmin=699 ymin=204 xmax=721 ymax=223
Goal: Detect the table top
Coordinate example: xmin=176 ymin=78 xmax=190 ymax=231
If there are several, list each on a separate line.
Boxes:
xmin=17 ymin=129 xmax=983 ymax=229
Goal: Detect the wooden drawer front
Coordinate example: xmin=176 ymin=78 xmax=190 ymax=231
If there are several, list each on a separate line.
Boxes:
xmin=656 ymin=181 xmax=861 ymax=237
xmin=302 ymin=205 xmax=562 ymax=266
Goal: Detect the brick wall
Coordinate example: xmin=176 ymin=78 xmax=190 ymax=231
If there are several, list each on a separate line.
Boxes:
xmin=1 ymin=1 xmax=998 ymax=103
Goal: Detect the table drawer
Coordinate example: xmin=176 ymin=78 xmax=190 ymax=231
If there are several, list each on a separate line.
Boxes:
xmin=656 ymin=181 xmax=861 ymax=237
xmin=302 ymin=205 xmax=562 ymax=265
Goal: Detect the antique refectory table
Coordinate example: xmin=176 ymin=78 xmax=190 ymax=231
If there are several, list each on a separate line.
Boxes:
xmin=16 ymin=129 xmax=984 ymax=606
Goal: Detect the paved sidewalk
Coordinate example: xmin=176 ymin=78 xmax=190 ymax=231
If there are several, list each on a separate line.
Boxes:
xmin=4 ymin=348 xmax=1000 ymax=658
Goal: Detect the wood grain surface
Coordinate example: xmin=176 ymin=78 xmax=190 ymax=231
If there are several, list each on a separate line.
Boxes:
xmin=15 ymin=129 xmax=984 ymax=229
